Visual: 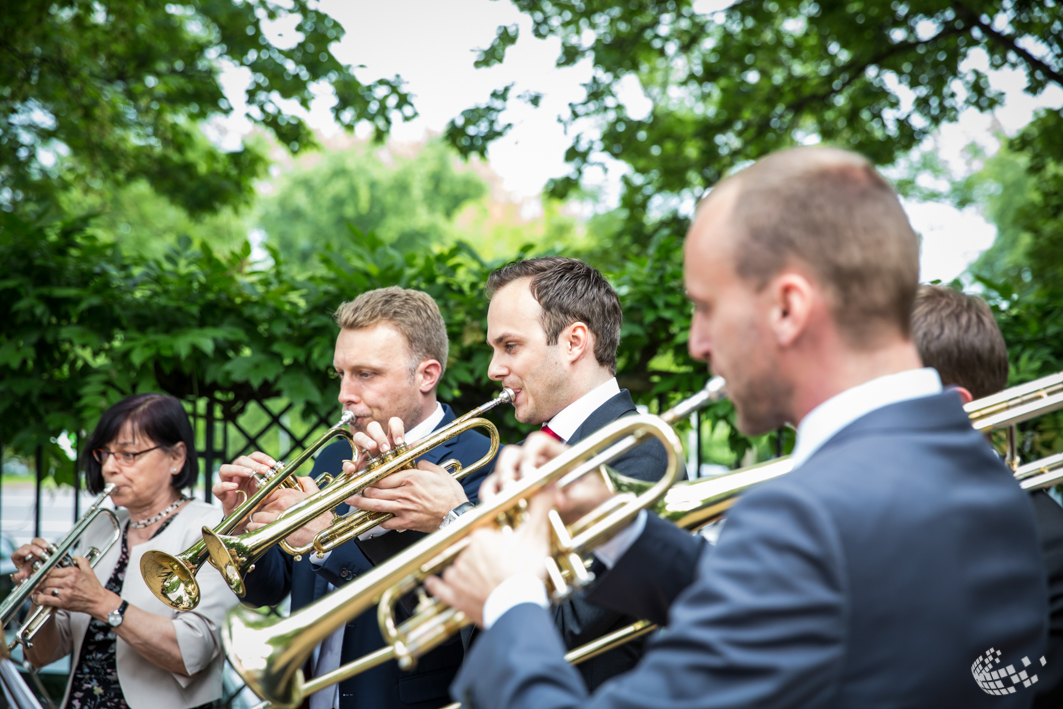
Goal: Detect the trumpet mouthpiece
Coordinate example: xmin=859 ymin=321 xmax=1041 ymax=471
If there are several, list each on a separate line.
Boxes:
xmin=499 ymin=387 xmax=516 ymax=404
xmin=338 ymin=411 xmax=356 ymax=427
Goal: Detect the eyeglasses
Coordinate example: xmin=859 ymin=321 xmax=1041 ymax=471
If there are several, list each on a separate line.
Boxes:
xmin=92 ymin=445 xmax=163 ymax=465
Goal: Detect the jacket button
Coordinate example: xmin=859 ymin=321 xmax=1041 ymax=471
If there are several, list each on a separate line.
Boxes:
xmin=341 ymin=569 xmax=352 ymax=579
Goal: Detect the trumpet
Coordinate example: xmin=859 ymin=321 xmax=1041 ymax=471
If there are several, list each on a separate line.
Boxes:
xmin=222 ymin=379 xmax=726 ymax=709
xmin=202 ymin=390 xmax=514 ymax=599
xmin=140 ymin=412 xmax=357 ymax=611
xmin=2 ymin=484 xmax=120 ymax=649
xmin=966 ymin=370 xmax=1063 ymax=470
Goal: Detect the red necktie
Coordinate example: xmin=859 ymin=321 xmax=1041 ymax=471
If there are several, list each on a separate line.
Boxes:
xmin=540 ymin=424 xmax=563 ymax=442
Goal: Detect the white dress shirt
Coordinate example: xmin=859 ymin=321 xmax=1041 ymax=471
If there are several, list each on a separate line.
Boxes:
xmin=545 ymin=377 xmax=621 ymax=442
xmin=481 ymin=368 xmax=944 ymax=629
xmin=309 ymin=402 xmax=446 ymax=709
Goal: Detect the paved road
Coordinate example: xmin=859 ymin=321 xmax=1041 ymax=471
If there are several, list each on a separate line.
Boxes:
xmin=0 ymin=482 xmax=216 ymax=546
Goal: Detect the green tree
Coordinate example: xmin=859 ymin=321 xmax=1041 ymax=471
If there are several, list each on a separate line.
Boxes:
xmin=1 ymin=0 xmax=415 ymax=216
xmin=448 ymin=0 xmax=1063 ymax=255
xmin=257 ymin=141 xmax=488 ymax=268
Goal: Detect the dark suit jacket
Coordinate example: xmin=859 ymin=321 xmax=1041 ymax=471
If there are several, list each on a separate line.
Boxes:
xmin=1032 ymin=490 xmax=1063 ymax=709
xmin=240 ymin=404 xmax=496 ymax=709
xmin=453 ymin=391 xmax=1048 ymax=709
xmin=552 ymin=389 xmax=669 ymax=690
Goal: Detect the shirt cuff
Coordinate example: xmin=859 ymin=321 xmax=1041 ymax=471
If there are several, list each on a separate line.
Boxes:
xmin=482 ymin=574 xmax=549 ymax=630
xmin=310 ymin=550 xmax=330 ymax=565
xmin=593 ymin=509 xmax=647 ymax=569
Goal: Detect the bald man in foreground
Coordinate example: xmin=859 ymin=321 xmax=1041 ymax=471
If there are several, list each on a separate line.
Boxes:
xmin=426 ymin=147 xmax=1048 ymax=709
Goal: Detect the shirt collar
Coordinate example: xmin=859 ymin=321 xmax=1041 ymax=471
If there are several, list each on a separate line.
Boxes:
xmin=790 ymin=367 xmax=942 ymax=469
xmin=405 ymin=402 xmax=445 ymax=443
xmin=546 ymin=378 xmax=621 ymax=442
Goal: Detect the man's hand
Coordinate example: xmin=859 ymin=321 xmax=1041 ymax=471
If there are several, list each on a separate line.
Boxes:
xmin=424 ymin=488 xmax=555 ymax=627
xmin=479 ymin=433 xmax=568 ymax=502
xmin=347 ymin=461 xmax=469 ymax=533
xmin=214 ymin=452 xmax=280 ymax=525
xmin=247 ymin=476 xmax=335 ymax=549
xmin=479 ymin=432 xmax=616 ymax=525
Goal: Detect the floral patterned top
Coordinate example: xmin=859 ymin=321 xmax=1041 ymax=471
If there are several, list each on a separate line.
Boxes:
xmin=67 ymin=513 xmax=211 ymax=709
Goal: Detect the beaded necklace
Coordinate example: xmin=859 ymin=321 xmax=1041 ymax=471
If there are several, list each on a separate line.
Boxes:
xmin=128 ymin=496 xmax=188 ymax=529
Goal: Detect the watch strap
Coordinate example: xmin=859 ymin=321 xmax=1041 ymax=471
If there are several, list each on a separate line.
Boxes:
xmin=450 ymin=501 xmax=475 ymax=518
xmin=109 ymin=600 xmax=128 ymax=626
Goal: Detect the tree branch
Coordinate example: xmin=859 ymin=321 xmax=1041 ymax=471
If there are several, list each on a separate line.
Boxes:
xmin=953 ymin=3 xmax=1063 ymax=89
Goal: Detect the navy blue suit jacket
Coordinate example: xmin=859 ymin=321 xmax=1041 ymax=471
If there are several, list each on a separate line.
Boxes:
xmin=240 ymin=404 xmax=496 ymax=709
xmin=551 ymin=389 xmax=668 ymax=690
xmin=453 ymin=391 xmax=1048 ymax=709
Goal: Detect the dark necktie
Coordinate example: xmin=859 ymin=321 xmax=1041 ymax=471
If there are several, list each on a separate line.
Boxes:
xmin=540 ymin=424 xmax=563 ymax=442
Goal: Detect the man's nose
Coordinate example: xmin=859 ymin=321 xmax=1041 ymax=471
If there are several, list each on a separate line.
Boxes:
xmin=688 ymin=321 xmax=712 ymax=363
xmin=487 ymin=353 xmax=505 ymax=381
xmin=339 ymin=377 xmax=361 ymax=404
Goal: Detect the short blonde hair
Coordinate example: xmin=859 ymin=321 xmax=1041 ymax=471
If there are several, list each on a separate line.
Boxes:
xmin=333 ymin=287 xmax=449 ymax=374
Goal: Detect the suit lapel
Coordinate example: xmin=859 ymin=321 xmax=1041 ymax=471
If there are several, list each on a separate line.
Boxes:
xmin=415 ymin=404 xmax=459 ymax=465
xmin=568 ymin=390 xmax=639 ymax=445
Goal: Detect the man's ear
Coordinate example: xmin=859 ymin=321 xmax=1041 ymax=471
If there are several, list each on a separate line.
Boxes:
xmin=769 ymin=272 xmax=814 ymax=347
xmin=950 ymin=385 xmax=973 ymax=405
xmin=561 ymin=322 xmax=592 ymax=364
xmin=416 ymin=359 xmax=443 ymax=393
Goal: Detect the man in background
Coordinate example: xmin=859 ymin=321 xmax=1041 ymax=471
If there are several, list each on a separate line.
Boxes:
xmin=912 ymin=283 xmax=1063 ymax=708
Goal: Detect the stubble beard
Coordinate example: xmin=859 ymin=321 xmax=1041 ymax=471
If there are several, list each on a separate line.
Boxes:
xmin=731 ymin=371 xmax=793 ymax=437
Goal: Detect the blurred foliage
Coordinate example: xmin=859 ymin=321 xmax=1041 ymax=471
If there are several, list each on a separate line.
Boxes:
xmin=257 ymin=141 xmax=487 ymax=269
xmin=0 ymin=213 xmax=757 ymax=481
xmin=0 ymin=0 xmax=414 ymax=216
xmin=937 ymin=110 xmax=1063 ymax=463
xmin=448 ymin=0 xmax=1063 ymax=257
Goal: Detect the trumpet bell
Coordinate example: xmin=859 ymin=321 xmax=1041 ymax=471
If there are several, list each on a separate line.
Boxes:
xmin=140 ymin=550 xmax=202 ymax=612
xmin=201 ymin=528 xmax=251 ymax=597
xmin=225 ymin=604 xmax=307 ymax=709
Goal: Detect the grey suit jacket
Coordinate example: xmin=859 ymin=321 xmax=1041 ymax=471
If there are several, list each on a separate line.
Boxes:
xmin=454 ymin=391 xmax=1048 ymax=709
xmin=42 ymin=501 xmax=236 ymax=709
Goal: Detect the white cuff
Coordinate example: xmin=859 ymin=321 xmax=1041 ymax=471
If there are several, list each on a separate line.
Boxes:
xmin=593 ymin=509 xmax=647 ymax=569
xmin=310 ymin=550 xmax=331 ymax=565
xmin=482 ymin=574 xmax=549 ymax=630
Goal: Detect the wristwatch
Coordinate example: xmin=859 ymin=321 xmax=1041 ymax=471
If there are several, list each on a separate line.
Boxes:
xmin=439 ymin=502 xmax=476 ymax=529
xmin=107 ymin=600 xmax=129 ymax=628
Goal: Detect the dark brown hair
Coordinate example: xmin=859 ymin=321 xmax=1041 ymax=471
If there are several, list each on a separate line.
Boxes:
xmin=83 ymin=394 xmax=197 ymax=494
xmin=724 ymin=146 xmax=920 ymax=348
xmin=911 ymin=285 xmax=1009 ymax=399
xmin=334 ymin=287 xmax=449 ymax=375
xmin=485 ymin=257 xmax=622 ymax=374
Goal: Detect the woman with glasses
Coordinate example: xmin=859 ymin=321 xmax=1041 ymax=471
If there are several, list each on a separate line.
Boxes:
xmin=10 ymin=394 xmax=237 ymax=709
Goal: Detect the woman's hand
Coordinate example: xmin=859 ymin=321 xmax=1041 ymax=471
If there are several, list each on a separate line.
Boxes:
xmin=32 ymin=557 xmax=120 ymax=622
xmin=11 ymin=538 xmax=54 ymax=584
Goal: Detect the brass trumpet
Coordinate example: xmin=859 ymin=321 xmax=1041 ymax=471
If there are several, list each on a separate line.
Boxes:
xmin=222 ymin=379 xmax=725 ymax=709
xmin=202 ymin=389 xmax=514 ymax=599
xmin=2 ymin=484 xmax=120 ymax=649
xmin=140 ymin=412 xmax=357 ymax=611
